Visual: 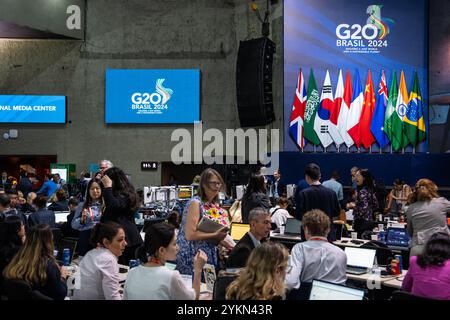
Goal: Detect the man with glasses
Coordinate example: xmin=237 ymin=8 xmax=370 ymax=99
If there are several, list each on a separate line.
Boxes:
xmin=226 ymin=207 xmax=271 ymax=269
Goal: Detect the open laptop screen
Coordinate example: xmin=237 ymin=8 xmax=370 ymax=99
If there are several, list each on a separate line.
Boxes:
xmin=284 ymin=218 xmax=301 ymax=235
xmin=309 ymin=280 xmax=364 ymax=300
xmin=230 ymin=223 xmax=250 ymax=241
xmin=344 ymin=247 xmax=376 ymax=268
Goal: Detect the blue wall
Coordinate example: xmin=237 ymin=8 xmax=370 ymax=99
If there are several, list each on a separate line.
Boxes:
xmin=280 ymin=152 xmax=450 ymax=187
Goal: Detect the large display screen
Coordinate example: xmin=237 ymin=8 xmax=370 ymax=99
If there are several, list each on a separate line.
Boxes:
xmin=284 ymin=0 xmax=428 ymax=153
xmin=105 ymin=69 xmax=200 ymax=124
xmin=0 ymin=95 xmax=66 ymax=123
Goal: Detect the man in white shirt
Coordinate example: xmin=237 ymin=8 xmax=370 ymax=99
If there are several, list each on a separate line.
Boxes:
xmin=285 ymin=209 xmax=347 ymax=298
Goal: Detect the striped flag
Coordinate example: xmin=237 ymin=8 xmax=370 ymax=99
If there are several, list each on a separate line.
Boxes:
xmin=384 ymin=71 xmax=398 ymax=145
xmin=391 ymin=71 xmax=409 ymax=150
xmin=336 ymin=70 xmax=354 ymax=147
xmin=347 ymin=69 xmax=363 ymax=147
xmin=289 ymin=69 xmax=307 ymax=149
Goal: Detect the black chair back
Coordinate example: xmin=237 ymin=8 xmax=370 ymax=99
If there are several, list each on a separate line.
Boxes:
xmin=391 ymin=290 xmax=436 ymax=300
xmin=213 ymin=273 xmax=238 ymax=300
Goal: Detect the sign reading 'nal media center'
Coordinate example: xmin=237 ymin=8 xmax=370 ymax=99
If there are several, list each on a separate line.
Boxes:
xmin=0 ymin=95 xmax=66 ymax=123
xmin=105 ymin=69 xmax=200 ymax=124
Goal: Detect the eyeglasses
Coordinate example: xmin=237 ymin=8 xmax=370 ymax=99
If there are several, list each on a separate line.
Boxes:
xmin=208 ymin=182 xmax=222 ymax=187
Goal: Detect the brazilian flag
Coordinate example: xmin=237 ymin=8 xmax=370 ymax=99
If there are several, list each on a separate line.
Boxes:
xmin=404 ymin=72 xmax=426 ymax=146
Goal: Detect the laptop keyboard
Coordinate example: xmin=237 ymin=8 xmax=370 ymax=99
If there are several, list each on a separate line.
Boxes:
xmin=346 ymin=266 xmax=368 ymax=275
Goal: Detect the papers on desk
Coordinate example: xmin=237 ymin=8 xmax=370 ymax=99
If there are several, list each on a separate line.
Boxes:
xmin=345 ymin=210 xmax=354 ymax=221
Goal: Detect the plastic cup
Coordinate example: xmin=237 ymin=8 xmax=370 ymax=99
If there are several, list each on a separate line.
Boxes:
xmin=280 ymin=226 xmax=285 ymax=234
xmin=371 ymin=234 xmax=378 ymax=241
xmin=351 ymin=232 xmax=358 ymax=240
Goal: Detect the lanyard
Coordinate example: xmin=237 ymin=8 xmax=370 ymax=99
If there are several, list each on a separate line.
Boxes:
xmin=309 ymin=237 xmax=328 ymax=242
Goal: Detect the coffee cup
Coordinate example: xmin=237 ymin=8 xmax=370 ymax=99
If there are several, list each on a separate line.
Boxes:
xmin=351 ymin=232 xmax=358 ymax=240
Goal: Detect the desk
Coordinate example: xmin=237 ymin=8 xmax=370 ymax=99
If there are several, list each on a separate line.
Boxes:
xmin=270 ymin=231 xmax=302 ymax=242
xmin=382 ymin=273 xmax=406 ymax=289
xmin=346 ymin=269 xmax=407 ymax=289
xmin=333 ymin=237 xmax=369 ymax=248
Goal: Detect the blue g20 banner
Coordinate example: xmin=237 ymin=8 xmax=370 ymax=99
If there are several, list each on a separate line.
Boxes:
xmin=105 ymin=69 xmax=200 ymax=124
xmin=0 ymin=95 xmax=66 ymax=123
xmin=284 ymin=0 xmax=428 ymax=153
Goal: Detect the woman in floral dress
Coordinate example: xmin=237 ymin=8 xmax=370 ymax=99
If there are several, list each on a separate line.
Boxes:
xmin=176 ymin=168 xmax=230 ymax=275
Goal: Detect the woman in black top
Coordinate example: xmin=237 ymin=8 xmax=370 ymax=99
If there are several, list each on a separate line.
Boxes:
xmin=241 ymin=174 xmax=271 ymax=223
xmin=101 ymin=167 xmax=143 ymax=265
xmin=3 ymin=224 xmax=67 ymax=300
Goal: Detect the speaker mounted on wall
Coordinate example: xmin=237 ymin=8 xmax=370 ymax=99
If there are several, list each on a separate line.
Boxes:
xmin=236 ymin=37 xmax=276 ymax=127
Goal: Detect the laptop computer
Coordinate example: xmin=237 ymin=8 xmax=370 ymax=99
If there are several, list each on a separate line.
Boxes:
xmin=56 ymin=238 xmax=77 ymax=265
xmin=54 ymin=211 xmax=70 ymax=223
xmin=344 ymin=247 xmax=376 ymax=275
xmin=283 ymin=218 xmax=302 ymax=236
xmin=309 ymin=280 xmax=364 ymax=300
xmin=386 ymin=227 xmax=411 ymax=247
xmin=230 ymin=223 xmax=250 ymax=241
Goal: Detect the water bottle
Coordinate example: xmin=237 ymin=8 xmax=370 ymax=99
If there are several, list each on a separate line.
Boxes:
xmin=395 ymin=254 xmax=403 ymax=273
xmin=62 ymin=248 xmax=71 ymax=266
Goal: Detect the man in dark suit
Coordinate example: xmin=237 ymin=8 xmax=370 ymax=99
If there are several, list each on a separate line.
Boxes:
xmin=273 ymin=169 xmax=287 ymax=199
xmin=294 ymin=163 xmax=341 ymax=241
xmin=226 ymin=207 xmax=271 ymax=269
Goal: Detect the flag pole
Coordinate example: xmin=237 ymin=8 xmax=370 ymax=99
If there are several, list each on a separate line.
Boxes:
xmin=314 ymin=145 xmax=316 ymax=153
xmin=402 ymin=147 xmax=405 ymax=154
xmin=337 ymin=144 xmax=340 ymax=153
xmin=324 ymin=146 xmax=327 ymax=153
xmin=369 ymin=146 xmax=372 ymax=153
xmin=358 ymin=147 xmax=360 ymax=153
xmin=390 ymin=145 xmax=393 ymax=154
xmin=413 ymin=146 xmax=416 ymax=154
xmin=379 ymin=145 xmax=382 ymax=154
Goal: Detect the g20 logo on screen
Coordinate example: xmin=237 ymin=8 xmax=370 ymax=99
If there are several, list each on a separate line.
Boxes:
xmin=335 ymin=5 xmax=394 ymax=53
xmin=131 ymin=79 xmax=173 ymax=114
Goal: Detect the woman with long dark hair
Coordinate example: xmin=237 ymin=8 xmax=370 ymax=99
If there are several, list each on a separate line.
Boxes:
xmin=241 ymin=173 xmax=271 ymax=223
xmin=401 ymin=232 xmax=450 ymax=300
xmin=3 ymin=224 xmax=68 ymax=300
xmin=72 ymin=178 xmax=105 ymax=255
xmin=349 ymin=169 xmax=378 ymax=238
xmin=73 ymin=222 xmax=126 ymax=300
xmin=406 ymin=179 xmax=450 ymax=256
xmin=124 ymin=223 xmax=207 ymax=300
xmin=0 ymin=216 xmax=25 ymax=292
xmin=101 ymin=167 xmax=142 ymax=264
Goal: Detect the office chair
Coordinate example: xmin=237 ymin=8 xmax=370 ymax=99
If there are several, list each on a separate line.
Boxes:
xmin=3 ymin=279 xmax=52 ymax=300
xmin=391 ymin=290 xmax=436 ymax=301
xmin=213 ymin=273 xmax=238 ymax=300
xmin=286 ymin=282 xmax=313 ymax=300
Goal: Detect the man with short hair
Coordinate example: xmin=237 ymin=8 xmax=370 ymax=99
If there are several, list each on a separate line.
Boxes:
xmin=350 ymin=166 xmax=359 ymax=189
xmin=36 ymin=174 xmax=58 ymax=197
xmin=322 ymin=170 xmax=344 ymax=203
xmin=226 ymin=207 xmax=272 ymax=269
xmin=273 ymin=169 xmax=287 ymax=199
xmin=1 ymin=171 xmax=13 ymax=193
xmin=285 ymin=209 xmax=347 ymax=298
xmin=96 ymin=160 xmax=114 ymax=179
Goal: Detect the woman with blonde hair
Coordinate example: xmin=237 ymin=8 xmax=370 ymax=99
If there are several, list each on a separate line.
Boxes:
xmin=3 ymin=224 xmax=68 ymax=300
xmin=226 ymin=242 xmax=289 ymax=300
xmin=406 ymin=178 xmax=450 ymax=256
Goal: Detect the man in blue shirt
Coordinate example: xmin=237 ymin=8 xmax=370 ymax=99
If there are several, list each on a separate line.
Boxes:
xmin=36 ymin=174 xmax=58 ymax=197
xmin=322 ymin=170 xmax=344 ymax=204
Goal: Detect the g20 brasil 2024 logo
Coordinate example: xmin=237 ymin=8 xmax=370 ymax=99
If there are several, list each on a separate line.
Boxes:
xmin=335 ymin=4 xmax=394 ymax=53
xmin=131 ymin=79 xmax=173 ymax=114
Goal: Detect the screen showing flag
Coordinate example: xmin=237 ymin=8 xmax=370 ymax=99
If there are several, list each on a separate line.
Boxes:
xmin=0 ymin=95 xmax=66 ymax=123
xmin=105 ymin=69 xmax=200 ymax=124
xmin=284 ymin=0 xmax=428 ymax=152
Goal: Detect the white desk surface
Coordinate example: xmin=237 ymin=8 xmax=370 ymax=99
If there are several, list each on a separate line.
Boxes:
xmin=346 ymin=269 xmax=407 ymax=289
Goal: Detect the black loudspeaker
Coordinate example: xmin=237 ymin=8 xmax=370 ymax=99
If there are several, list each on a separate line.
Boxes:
xmin=236 ymin=37 xmax=276 ymax=127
